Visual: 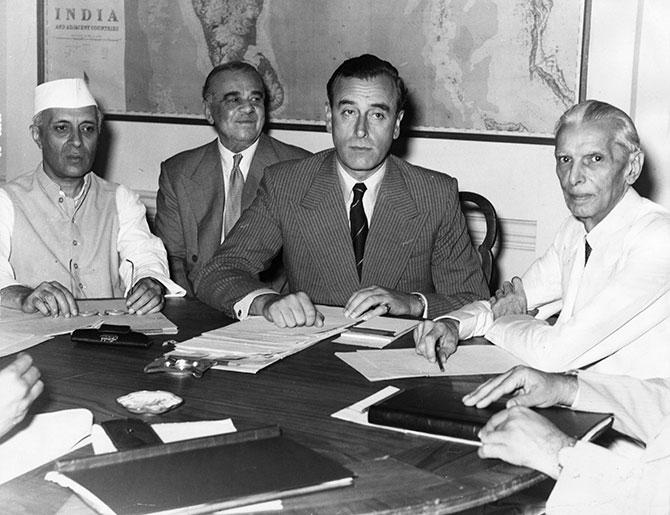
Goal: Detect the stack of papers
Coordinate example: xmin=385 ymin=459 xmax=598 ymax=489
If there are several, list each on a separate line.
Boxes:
xmin=0 ymin=299 xmax=177 ymax=357
xmin=332 ymin=316 xmax=419 ymax=348
xmin=169 ymin=305 xmax=359 ymax=373
xmin=335 ymin=345 xmax=526 ymax=381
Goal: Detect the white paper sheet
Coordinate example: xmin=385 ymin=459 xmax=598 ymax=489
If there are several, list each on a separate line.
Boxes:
xmin=0 ymin=299 xmax=178 ymax=357
xmin=335 ymin=345 xmax=526 ymax=381
xmin=171 ymin=305 xmax=360 ymax=373
xmin=91 ymin=418 xmax=237 ymax=454
xmin=0 ymin=408 xmax=93 ymax=485
xmin=332 ymin=316 xmax=419 ymax=348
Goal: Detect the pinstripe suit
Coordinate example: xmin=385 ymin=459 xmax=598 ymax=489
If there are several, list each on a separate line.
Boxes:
xmin=195 ymin=149 xmax=488 ymax=318
xmin=155 ymin=134 xmax=311 ymax=295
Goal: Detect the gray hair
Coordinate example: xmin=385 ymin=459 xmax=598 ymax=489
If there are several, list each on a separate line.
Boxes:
xmin=555 ymin=100 xmax=640 ymax=155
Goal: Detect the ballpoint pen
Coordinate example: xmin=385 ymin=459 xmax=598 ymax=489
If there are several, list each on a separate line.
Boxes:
xmin=435 ymin=340 xmax=445 ymax=372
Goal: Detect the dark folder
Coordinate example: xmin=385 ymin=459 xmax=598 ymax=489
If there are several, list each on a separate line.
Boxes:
xmin=47 ymin=426 xmax=354 ymax=514
xmin=368 ymin=384 xmax=613 ymax=443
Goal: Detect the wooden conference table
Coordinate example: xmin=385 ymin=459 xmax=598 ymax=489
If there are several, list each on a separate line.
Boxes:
xmin=0 ymin=298 xmax=546 ymax=514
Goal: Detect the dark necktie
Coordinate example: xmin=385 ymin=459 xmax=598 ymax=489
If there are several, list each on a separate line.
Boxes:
xmin=223 ymin=154 xmax=244 ymax=237
xmin=585 ymin=239 xmax=592 ymax=266
xmin=350 ymin=183 xmax=368 ymax=280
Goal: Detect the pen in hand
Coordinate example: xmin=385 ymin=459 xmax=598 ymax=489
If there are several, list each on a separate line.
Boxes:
xmin=435 ymin=340 xmax=445 ymax=372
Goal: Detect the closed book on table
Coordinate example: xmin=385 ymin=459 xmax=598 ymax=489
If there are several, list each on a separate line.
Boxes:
xmin=368 ymin=384 xmax=613 ymax=443
xmin=46 ymin=426 xmax=353 ymax=514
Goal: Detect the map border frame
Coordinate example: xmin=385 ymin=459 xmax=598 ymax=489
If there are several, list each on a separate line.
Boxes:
xmin=37 ymin=0 xmax=591 ymax=146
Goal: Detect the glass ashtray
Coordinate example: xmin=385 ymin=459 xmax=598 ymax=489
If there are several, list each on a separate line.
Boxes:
xmin=144 ymin=354 xmax=216 ymax=378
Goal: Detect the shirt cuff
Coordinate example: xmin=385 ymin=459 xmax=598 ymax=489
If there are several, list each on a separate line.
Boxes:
xmin=410 ymin=292 xmax=428 ymax=318
xmin=233 ymin=288 xmax=278 ymax=319
xmin=435 ymin=300 xmax=492 ymax=339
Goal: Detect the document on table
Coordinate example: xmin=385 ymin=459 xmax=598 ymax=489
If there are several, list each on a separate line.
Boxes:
xmin=332 ymin=316 xmax=420 ymax=348
xmin=335 ymin=345 xmax=526 ymax=381
xmin=0 ymin=299 xmax=178 ymax=357
xmin=170 ymin=305 xmax=360 ymax=374
xmin=0 ymin=408 xmax=93 ymax=485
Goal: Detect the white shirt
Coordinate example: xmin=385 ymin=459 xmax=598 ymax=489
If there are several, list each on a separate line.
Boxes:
xmin=546 ymin=371 xmax=670 ymax=514
xmin=217 ymin=138 xmax=259 ymax=243
xmin=441 ymin=188 xmax=670 ymax=378
xmin=0 ymin=168 xmax=185 ymax=298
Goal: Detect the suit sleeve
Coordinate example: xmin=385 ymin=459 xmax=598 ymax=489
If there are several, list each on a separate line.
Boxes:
xmin=155 ymin=161 xmax=192 ymax=295
xmin=424 ymin=180 xmax=490 ymax=318
xmin=194 ymin=174 xmax=284 ymax=316
xmin=484 ymin=217 xmax=670 ymax=371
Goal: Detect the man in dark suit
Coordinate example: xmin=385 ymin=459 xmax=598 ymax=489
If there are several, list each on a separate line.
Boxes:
xmin=196 ymin=54 xmax=488 ymax=327
xmin=155 ymin=62 xmax=311 ymax=295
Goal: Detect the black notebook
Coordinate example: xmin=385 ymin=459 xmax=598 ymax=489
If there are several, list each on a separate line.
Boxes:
xmin=46 ymin=427 xmax=354 ymax=514
xmin=368 ymin=384 xmax=613 ymax=443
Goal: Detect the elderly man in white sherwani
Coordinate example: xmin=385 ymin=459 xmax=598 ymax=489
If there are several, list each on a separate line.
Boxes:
xmin=415 ymin=99 xmax=670 ymax=380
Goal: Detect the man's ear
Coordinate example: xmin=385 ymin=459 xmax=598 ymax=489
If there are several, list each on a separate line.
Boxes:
xmin=30 ymin=125 xmax=42 ymax=149
xmin=324 ymin=101 xmax=332 ymax=133
xmin=203 ymin=100 xmax=214 ymax=125
xmin=625 ymin=149 xmax=644 ymax=185
xmin=393 ymin=110 xmax=405 ymax=139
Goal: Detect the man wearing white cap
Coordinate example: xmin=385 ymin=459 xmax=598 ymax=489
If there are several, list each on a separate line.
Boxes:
xmin=0 ymin=78 xmax=184 ymax=317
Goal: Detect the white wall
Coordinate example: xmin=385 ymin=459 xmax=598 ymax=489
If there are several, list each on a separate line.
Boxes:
xmin=3 ymin=0 xmax=669 ymax=285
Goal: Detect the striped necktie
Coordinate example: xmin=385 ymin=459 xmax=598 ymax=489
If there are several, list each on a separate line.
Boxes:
xmin=223 ymin=153 xmax=244 ymax=237
xmin=350 ymin=183 xmax=368 ymax=280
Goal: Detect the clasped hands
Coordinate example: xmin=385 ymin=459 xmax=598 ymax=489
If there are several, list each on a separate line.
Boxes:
xmin=8 ymin=277 xmax=165 ymax=317
xmin=251 ymin=285 xmax=424 ymax=328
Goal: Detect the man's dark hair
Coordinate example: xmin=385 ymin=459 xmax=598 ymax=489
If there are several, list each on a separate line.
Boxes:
xmin=202 ymin=61 xmax=264 ymax=100
xmin=326 ymin=54 xmax=407 ymax=113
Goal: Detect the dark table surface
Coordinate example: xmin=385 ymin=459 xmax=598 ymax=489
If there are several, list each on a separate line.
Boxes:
xmin=0 ymin=298 xmax=545 ymax=514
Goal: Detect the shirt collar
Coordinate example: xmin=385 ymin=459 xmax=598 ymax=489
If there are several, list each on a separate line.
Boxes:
xmin=36 ymin=163 xmax=91 ymax=203
xmin=584 ymin=188 xmax=642 ymax=247
xmin=217 ymin=138 xmax=260 ymax=180
xmin=336 ymin=159 xmax=387 ymax=203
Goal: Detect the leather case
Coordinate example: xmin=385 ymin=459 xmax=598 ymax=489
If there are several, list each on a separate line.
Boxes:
xmin=71 ymin=324 xmax=151 ymax=348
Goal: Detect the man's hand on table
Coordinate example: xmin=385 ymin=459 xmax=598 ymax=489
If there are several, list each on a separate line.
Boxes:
xmin=126 ymin=277 xmax=165 ymax=314
xmin=1 ymin=282 xmax=79 ymax=317
xmin=413 ymin=319 xmax=460 ymax=363
xmin=344 ymin=286 xmax=424 ymax=319
xmin=252 ymin=292 xmax=324 ymax=328
xmin=463 ymin=366 xmax=580 ymax=480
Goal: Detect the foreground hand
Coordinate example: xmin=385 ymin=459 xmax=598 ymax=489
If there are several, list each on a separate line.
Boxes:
xmin=490 ymin=277 xmax=534 ymax=319
xmin=21 ymin=281 xmax=78 ymax=317
xmin=344 ymin=286 xmax=423 ymax=319
xmin=126 ymin=277 xmax=165 ymax=314
xmin=258 ymin=292 xmax=324 ymax=328
xmin=463 ymin=366 xmax=578 ymax=409
xmin=478 ymin=406 xmax=575 ymax=479
xmin=0 ymin=353 xmax=44 ymax=438
xmin=413 ymin=319 xmax=459 ymax=363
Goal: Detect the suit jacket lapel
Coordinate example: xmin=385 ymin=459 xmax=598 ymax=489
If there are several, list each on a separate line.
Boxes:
xmin=183 ymin=139 xmax=224 ymax=254
xmin=298 ymin=153 xmax=360 ymax=296
xmin=363 ymin=158 xmax=426 ymax=286
xmin=243 ymin=134 xmax=275 ymax=210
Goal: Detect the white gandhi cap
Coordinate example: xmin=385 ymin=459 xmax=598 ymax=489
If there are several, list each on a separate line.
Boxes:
xmin=34 ymin=78 xmax=97 ymax=116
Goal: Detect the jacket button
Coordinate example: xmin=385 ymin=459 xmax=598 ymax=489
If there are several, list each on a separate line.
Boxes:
xmin=192 ymin=255 xmax=198 ymax=262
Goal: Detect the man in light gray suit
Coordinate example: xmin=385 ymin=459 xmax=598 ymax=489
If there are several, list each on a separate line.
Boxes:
xmin=155 ymin=62 xmax=311 ymax=295
xmin=196 ymin=54 xmax=488 ymax=327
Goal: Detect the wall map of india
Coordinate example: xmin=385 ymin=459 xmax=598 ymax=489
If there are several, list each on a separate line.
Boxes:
xmin=43 ymin=0 xmax=586 ymax=136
